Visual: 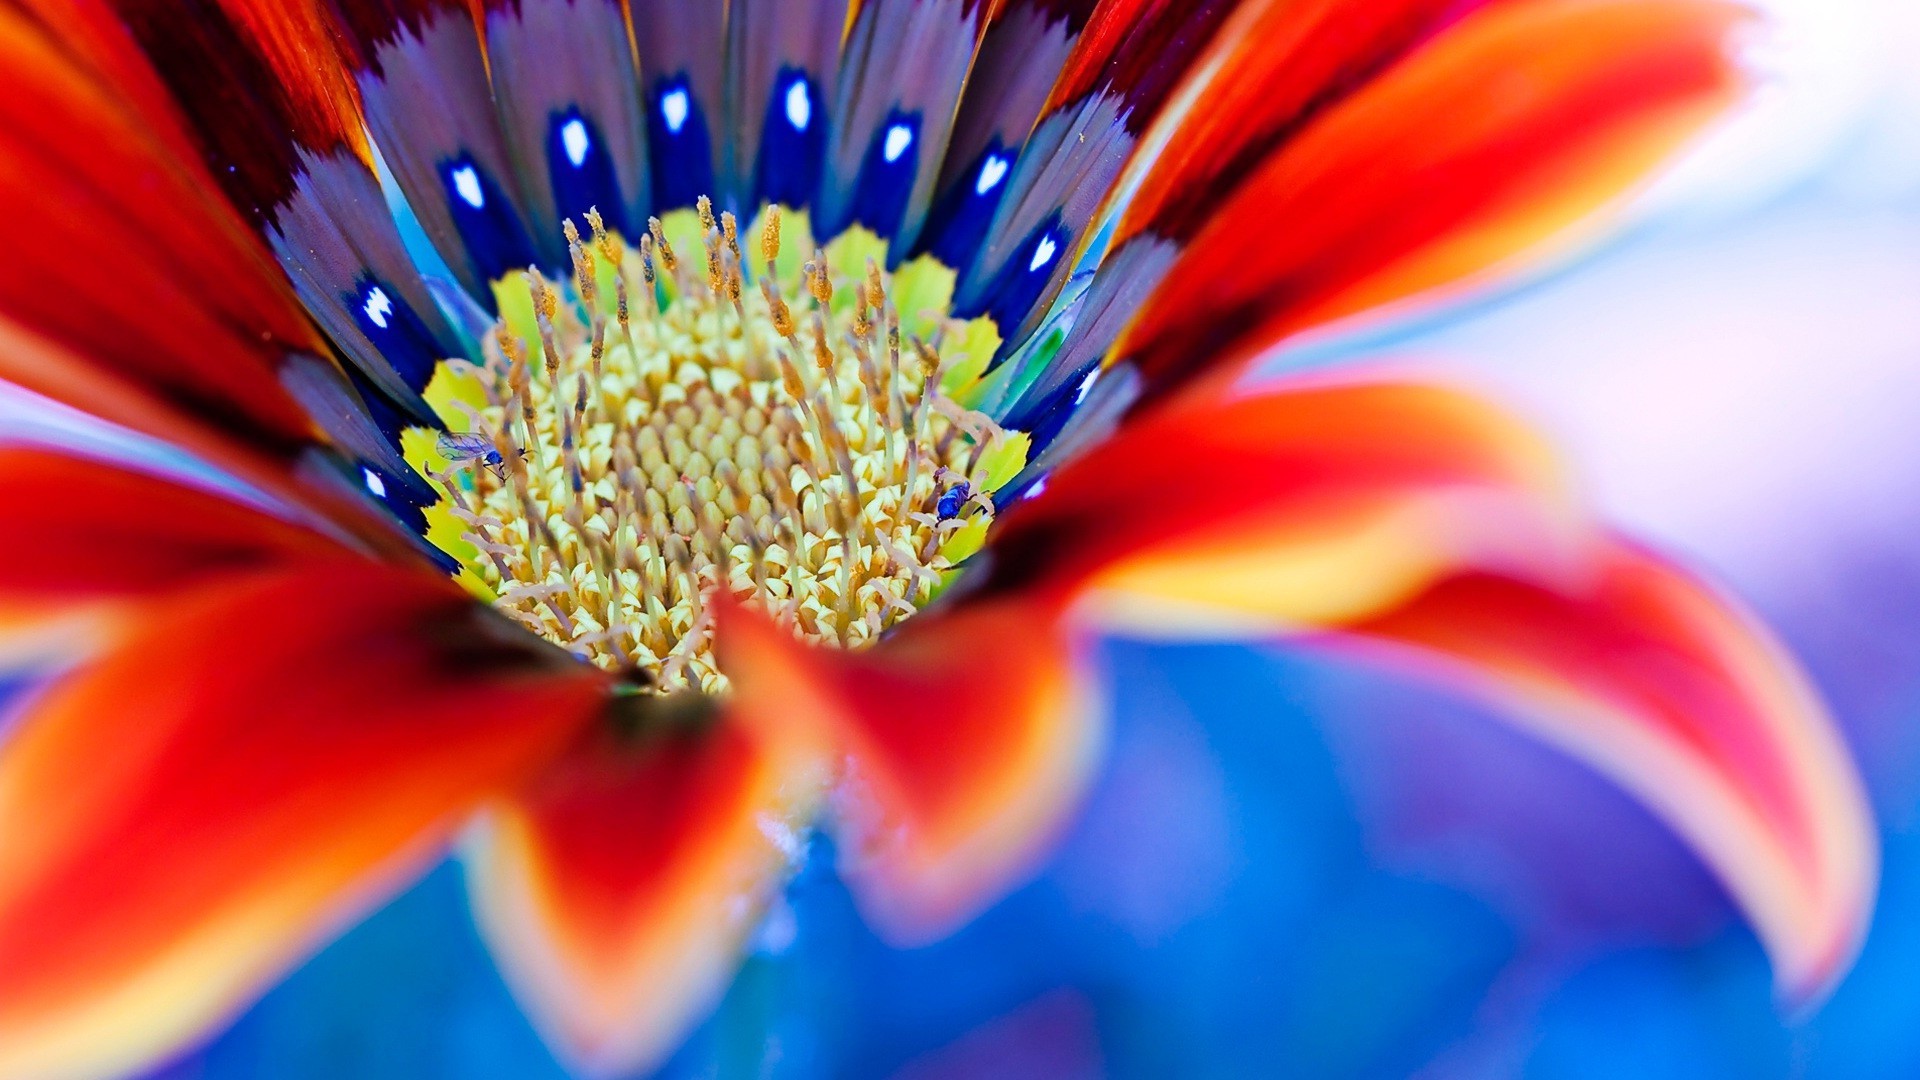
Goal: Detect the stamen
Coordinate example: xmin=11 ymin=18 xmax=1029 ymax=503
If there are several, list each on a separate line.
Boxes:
xmin=647 ymin=216 xmax=677 ymax=275
xmin=761 ymin=206 xmax=783 ymax=276
xmin=443 ymin=204 xmax=1007 ymax=691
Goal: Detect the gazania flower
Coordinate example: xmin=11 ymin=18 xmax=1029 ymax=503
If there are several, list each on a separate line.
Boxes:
xmin=0 ymin=0 xmax=1878 ymax=1075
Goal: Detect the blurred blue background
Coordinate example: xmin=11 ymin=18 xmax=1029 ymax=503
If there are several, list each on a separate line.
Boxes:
xmin=131 ymin=0 xmax=1920 ymax=1075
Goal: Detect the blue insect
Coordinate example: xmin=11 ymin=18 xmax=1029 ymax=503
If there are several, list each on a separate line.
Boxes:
xmin=436 ymin=431 xmax=511 ymax=479
xmin=936 ymin=480 xmax=971 ymax=520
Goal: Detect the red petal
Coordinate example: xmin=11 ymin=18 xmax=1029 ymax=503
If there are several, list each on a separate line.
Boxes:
xmin=1118 ymin=0 xmax=1750 ymax=400
xmin=720 ymin=596 xmax=1104 ymax=944
xmin=12 ymin=0 xmax=214 ymax=171
xmin=0 ymin=4 xmax=328 ymax=450
xmin=102 ymin=0 xmax=370 ymax=218
xmin=90 ymin=0 xmax=466 ymax=409
xmin=466 ymin=701 xmax=830 ymax=1077
xmin=987 ymin=375 xmax=1586 ymax=628
xmin=0 ymin=447 xmax=344 ymax=607
xmin=991 ymin=373 xmax=1876 ymax=999
xmin=0 ymin=8 xmax=424 ymax=554
xmin=1115 ymin=0 xmax=1486 ymax=247
xmin=0 ymin=562 xmax=609 ymax=1079
xmin=1326 ymin=540 xmax=1876 ymax=1001
xmin=1045 ymin=0 xmax=1239 ymax=128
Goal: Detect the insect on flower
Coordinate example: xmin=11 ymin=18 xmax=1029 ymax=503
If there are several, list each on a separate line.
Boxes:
xmin=434 ymin=430 xmax=516 ymax=479
xmin=0 ymin=0 xmax=1876 ymax=1077
xmin=936 ymin=479 xmax=972 ymax=520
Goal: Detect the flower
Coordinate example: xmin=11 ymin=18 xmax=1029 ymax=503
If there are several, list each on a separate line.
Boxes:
xmin=0 ymin=0 xmax=1877 ymax=1077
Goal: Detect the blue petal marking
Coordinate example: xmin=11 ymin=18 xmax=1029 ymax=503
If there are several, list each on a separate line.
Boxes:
xmin=439 ymin=154 xmax=539 ymax=284
xmin=915 ymin=141 xmax=1016 ymax=269
xmin=836 ymin=108 xmax=921 ymax=245
xmin=359 ymin=461 xmax=451 ymax=559
xmin=1003 ymin=355 xmax=1093 ymax=435
xmin=648 ymin=75 xmax=715 ymax=212
xmin=754 ymin=67 xmax=826 ymax=210
xmin=545 ymin=107 xmax=632 ymax=238
xmin=348 ymin=276 xmax=445 ymax=392
xmin=991 ymin=358 xmax=1097 ymax=507
xmin=332 ymin=366 xmax=443 ymax=548
xmin=340 ymin=360 xmax=431 ymax=452
xmin=955 ymin=214 xmax=1068 ymax=368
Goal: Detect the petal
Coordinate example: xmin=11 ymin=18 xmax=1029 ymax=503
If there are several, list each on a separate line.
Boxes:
xmin=1322 ymin=540 xmax=1876 ymax=1002
xmin=630 ymin=0 xmax=726 ymax=211
xmin=816 ymin=0 xmax=992 ymax=253
xmin=0 ymin=4 xmax=325 ymax=454
xmin=483 ymin=0 xmax=652 ymax=258
xmin=465 ymin=697 xmax=830 ymax=1078
xmin=914 ymin=0 xmax=1100 ymax=269
xmin=0 ymin=7 xmax=430 ymax=555
xmin=986 ymin=375 xmax=1587 ymax=630
xmin=724 ymin=0 xmax=848 ymax=210
xmin=0 ymin=319 xmax=428 ymax=566
xmin=987 ymin=371 xmax=1876 ymax=999
xmin=1113 ymin=0 xmax=1487 ymax=250
xmin=105 ymin=0 xmax=466 ymax=404
xmin=0 ymin=447 xmax=341 ymax=611
xmin=1118 ymin=0 xmax=1751 ymax=401
xmin=333 ymin=0 xmax=545 ymax=297
xmin=1003 ymin=0 xmax=1488 ymax=416
xmin=720 ymin=597 xmax=1105 ymax=944
xmin=10 ymin=0 xmax=214 ymax=171
xmin=104 ymin=0 xmax=368 ymax=220
xmin=952 ymin=0 xmax=1242 ymax=349
xmin=0 ymin=562 xmax=610 ymax=1080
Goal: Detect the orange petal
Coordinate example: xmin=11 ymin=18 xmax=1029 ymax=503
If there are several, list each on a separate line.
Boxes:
xmin=87 ymin=0 xmax=369 ymax=217
xmin=1327 ymin=540 xmax=1876 ymax=1002
xmin=0 ymin=445 xmax=436 ymax=680
xmin=0 ymin=7 xmax=426 ymax=556
xmin=0 ymin=447 xmax=344 ymax=607
xmin=0 ymin=562 xmax=610 ymax=1080
xmin=721 ymin=596 xmax=1105 ymax=945
xmin=1115 ymin=0 xmax=1479 ymax=248
xmin=1117 ymin=0 xmax=1751 ymax=400
xmin=86 ymin=0 xmax=466 ymax=410
xmin=465 ymin=696 xmax=830 ymax=1078
xmin=987 ymin=375 xmax=1587 ymax=630
xmin=1043 ymin=0 xmax=1231 ymax=123
xmin=0 ymin=4 xmax=327 ymax=450
xmin=11 ymin=0 xmax=214 ymax=173
xmin=181 ymin=0 xmax=369 ymax=163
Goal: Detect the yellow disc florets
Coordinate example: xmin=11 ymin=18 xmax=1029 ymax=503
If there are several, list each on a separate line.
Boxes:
xmin=415 ymin=201 xmax=1025 ymax=693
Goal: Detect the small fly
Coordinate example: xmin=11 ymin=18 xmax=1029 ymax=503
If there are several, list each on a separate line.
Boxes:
xmin=936 ymin=479 xmax=972 ymax=520
xmin=436 ymin=431 xmax=512 ymax=479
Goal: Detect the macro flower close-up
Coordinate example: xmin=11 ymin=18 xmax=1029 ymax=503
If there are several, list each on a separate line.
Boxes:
xmin=0 ymin=0 xmax=1910 ymax=1076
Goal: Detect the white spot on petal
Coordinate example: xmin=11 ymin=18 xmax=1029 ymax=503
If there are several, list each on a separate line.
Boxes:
xmin=362 ymin=467 xmax=387 ymax=498
xmin=560 ymin=117 xmax=591 ymax=168
xmin=883 ymin=123 xmax=913 ymax=163
xmin=1075 ymin=366 xmax=1100 ymax=404
xmin=784 ymin=79 xmax=811 ymax=132
xmin=451 ymin=165 xmax=485 ymax=210
xmin=1029 ymin=233 xmax=1058 ymax=273
xmin=362 ymin=286 xmax=393 ymax=330
xmin=660 ymin=88 xmax=690 ymax=134
xmin=975 ymin=153 xmax=1009 ymax=196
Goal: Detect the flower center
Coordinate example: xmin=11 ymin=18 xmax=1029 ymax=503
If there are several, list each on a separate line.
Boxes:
xmin=415 ymin=201 xmax=1024 ymax=692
